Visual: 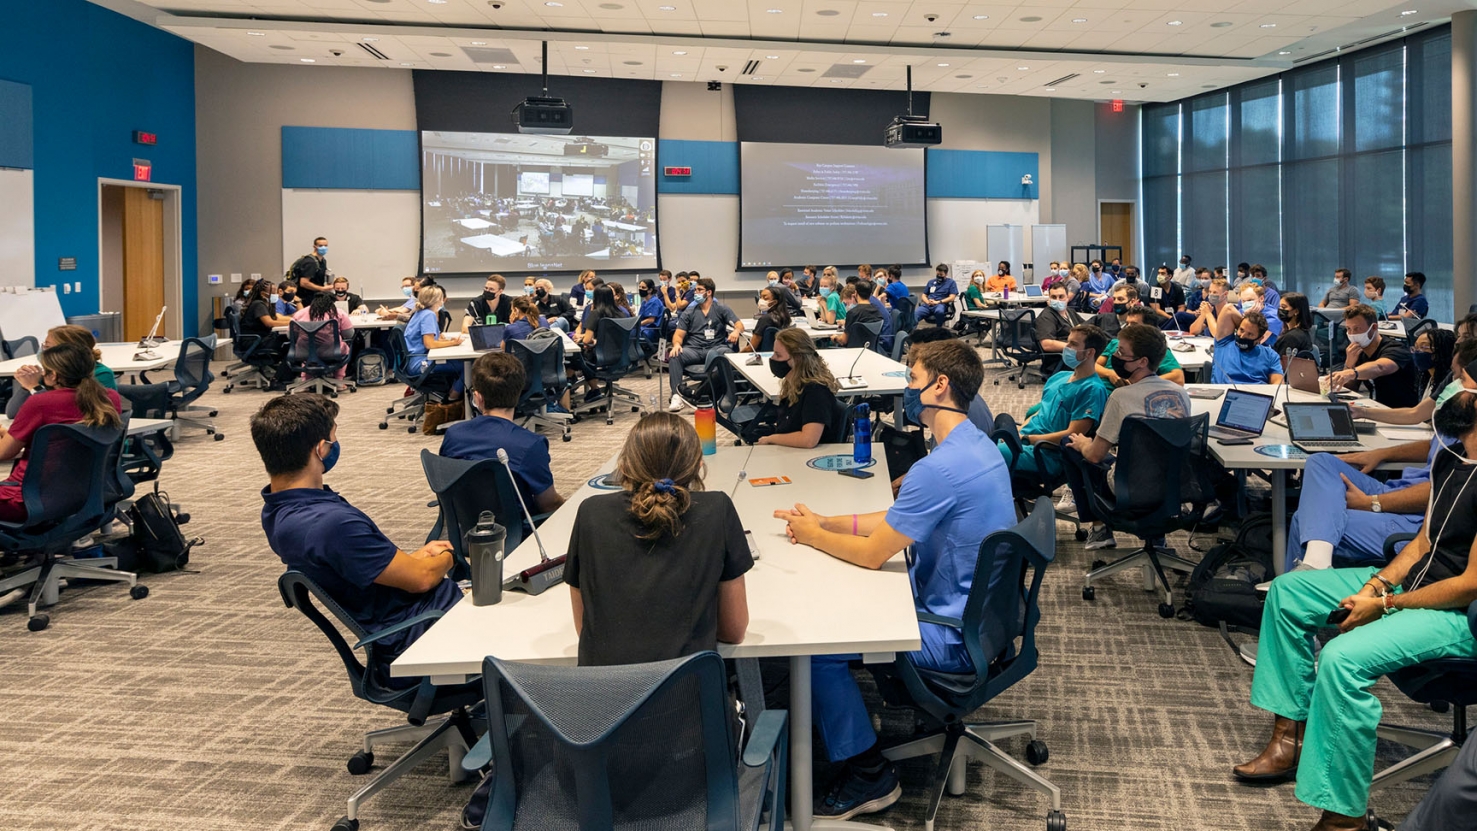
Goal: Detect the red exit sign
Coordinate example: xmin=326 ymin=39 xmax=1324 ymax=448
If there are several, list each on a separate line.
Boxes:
xmin=664 ymin=166 xmax=692 ymax=177
xmin=133 ymin=130 xmax=158 ymax=146
xmin=1111 ymin=99 xmax=1124 ymax=112
xmin=133 ymin=159 xmax=152 ymax=182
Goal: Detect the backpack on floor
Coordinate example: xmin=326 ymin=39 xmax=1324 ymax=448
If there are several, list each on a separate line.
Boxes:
xmin=355 ymin=347 xmax=388 ymax=386
xmin=1181 ymin=512 xmax=1275 ymax=631
xmin=126 ymin=488 xmax=202 ymax=574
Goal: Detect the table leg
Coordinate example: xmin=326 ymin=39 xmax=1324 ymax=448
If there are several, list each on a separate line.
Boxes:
xmin=1272 ymin=469 xmax=1287 ymax=575
xmin=463 ymin=361 xmax=474 ymax=420
xmin=791 ymin=654 xmax=814 ymax=831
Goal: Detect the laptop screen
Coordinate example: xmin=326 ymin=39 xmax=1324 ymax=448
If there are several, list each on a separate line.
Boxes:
xmin=469 ymin=324 xmax=507 ymax=352
xmin=1024 ymin=285 xmax=1043 ymax=297
xmin=1217 ymin=390 xmax=1274 ymax=433
xmin=1285 ymin=403 xmax=1358 ymax=441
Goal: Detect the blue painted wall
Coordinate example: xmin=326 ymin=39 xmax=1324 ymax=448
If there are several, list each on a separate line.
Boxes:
xmin=0 ymin=0 xmax=197 ymax=330
xmin=657 ymin=139 xmax=739 ymax=194
xmin=925 ymin=149 xmax=1039 ymax=199
xmin=281 ymin=127 xmax=419 ymax=190
xmin=0 ymin=78 xmax=33 ymax=169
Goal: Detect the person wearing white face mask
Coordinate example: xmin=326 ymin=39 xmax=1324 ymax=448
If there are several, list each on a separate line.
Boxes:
xmin=1036 ymin=284 xmax=1083 ymax=374
xmin=1330 ymin=304 xmax=1418 ymax=408
xmin=744 ymin=286 xmax=791 ymax=353
xmin=963 ymin=269 xmax=989 ymax=311
xmin=1234 ymin=385 xmax=1477 ymax=831
xmin=1318 ymin=268 xmax=1361 ymax=309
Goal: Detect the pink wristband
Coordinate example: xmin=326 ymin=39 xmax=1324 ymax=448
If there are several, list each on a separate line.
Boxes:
xmin=852 ymin=514 xmax=858 ymax=536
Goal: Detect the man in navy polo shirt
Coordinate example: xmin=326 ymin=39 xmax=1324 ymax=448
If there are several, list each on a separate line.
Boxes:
xmin=253 ymin=394 xmax=460 ymax=685
xmin=439 ymin=351 xmax=565 ymax=516
xmin=914 ymin=263 xmax=958 ymax=326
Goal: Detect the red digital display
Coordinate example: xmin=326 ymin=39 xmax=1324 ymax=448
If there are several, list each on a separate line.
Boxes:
xmin=663 ymin=166 xmax=692 ymax=177
xmin=1111 ymin=100 xmax=1124 ymax=112
xmin=133 ymin=130 xmax=158 ymax=146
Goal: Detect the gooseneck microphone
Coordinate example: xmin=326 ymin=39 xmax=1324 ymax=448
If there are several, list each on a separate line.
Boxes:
xmin=839 ymin=341 xmax=872 ymax=389
xmin=496 ymin=448 xmax=564 ymax=594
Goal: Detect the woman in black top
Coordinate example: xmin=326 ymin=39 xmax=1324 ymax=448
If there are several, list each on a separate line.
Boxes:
xmin=575 ymin=286 xmax=627 ymax=401
xmin=1272 ymin=291 xmax=1314 ymax=358
xmin=564 ymin=412 xmax=752 ymax=667
xmin=745 ymin=286 xmax=792 ymax=352
xmin=756 ymin=328 xmax=840 ymax=449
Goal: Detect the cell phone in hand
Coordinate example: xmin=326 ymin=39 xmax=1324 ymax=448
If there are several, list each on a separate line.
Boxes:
xmin=1326 ymin=607 xmax=1352 ymax=625
xmin=838 ymin=467 xmax=875 ymax=479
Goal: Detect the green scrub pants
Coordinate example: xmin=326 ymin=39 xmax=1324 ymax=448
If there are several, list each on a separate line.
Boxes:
xmin=1251 ymin=567 xmax=1477 ymax=817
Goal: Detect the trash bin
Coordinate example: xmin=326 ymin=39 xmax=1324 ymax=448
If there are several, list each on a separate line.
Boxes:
xmin=67 ymin=312 xmax=122 ymax=344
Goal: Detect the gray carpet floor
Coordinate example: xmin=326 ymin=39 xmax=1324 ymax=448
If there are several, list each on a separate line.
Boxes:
xmin=0 ymin=353 xmax=1444 ymax=831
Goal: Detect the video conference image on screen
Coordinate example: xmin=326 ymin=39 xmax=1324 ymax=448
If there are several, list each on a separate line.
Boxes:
xmin=421 ymin=131 xmax=657 ymax=275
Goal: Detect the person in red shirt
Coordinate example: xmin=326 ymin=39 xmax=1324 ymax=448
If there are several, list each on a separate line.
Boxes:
xmin=0 ymin=342 xmax=123 ymax=522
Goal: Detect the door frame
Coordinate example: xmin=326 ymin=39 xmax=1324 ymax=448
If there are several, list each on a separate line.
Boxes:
xmin=97 ymin=178 xmax=183 ymax=340
xmin=1096 ymin=199 xmax=1138 ymax=265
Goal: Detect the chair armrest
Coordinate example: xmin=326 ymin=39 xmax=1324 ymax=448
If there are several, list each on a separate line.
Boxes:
xmin=530 ymin=512 xmax=553 ymax=526
xmin=742 ymin=709 xmax=789 ymax=768
xmin=462 ymin=732 xmax=492 ymax=773
xmin=1383 ymin=532 xmax=1419 ymax=561
xmin=427 ymin=499 xmax=439 ymax=509
xmin=916 ymin=611 xmax=963 ymax=630
xmin=353 ymin=609 xmax=446 ymax=649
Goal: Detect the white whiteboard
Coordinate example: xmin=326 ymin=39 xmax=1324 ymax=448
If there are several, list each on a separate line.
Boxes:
xmin=925 ymin=199 xmax=1039 ymax=271
xmin=1030 ymin=224 xmax=1067 ymax=283
xmin=281 ymin=189 xmax=420 ymax=300
xmin=0 ymin=288 xmax=66 ymax=344
xmin=0 ymin=168 xmax=35 ymax=288
xmin=986 ymin=225 xmax=1026 ymax=278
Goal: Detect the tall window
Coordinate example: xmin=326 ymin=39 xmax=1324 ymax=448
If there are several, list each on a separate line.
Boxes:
xmin=1141 ymin=27 xmax=1453 ymax=321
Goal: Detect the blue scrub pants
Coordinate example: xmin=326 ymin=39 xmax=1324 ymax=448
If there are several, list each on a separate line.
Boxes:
xmin=812 ymin=624 xmax=971 ymax=762
xmin=1285 ymin=454 xmax=1424 ymax=571
xmin=915 ymin=303 xmax=950 ymax=326
xmin=410 ymin=359 xmax=465 ymax=394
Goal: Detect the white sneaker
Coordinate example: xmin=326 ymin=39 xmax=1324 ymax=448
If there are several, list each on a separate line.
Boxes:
xmin=1055 ymin=493 xmax=1077 ymax=514
xmin=668 ymin=393 xmax=688 ymax=412
xmin=1255 ymin=561 xmax=1317 ymax=593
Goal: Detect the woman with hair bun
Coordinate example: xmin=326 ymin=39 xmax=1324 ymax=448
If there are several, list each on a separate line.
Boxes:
xmin=563 ymin=411 xmax=752 ymax=666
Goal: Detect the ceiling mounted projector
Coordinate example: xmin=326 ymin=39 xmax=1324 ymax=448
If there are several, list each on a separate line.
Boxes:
xmin=886 ymin=66 xmax=941 ymax=148
xmin=513 ymin=42 xmax=574 ymax=135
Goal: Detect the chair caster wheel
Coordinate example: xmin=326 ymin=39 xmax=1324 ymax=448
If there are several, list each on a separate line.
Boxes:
xmin=631 ymin=406 xmax=640 ymax=412
xmin=130 ymin=585 xmax=149 ymax=600
xmin=562 ymin=435 xmax=572 ymax=442
xmin=1090 ymin=559 xmax=1106 ymax=570
xmin=214 ymin=433 xmax=225 ymax=441
xmin=346 ymin=750 xmax=375 ymax=775
xmin=379 ymin=423 xmax=388 ymax=430
xmin=1081 ymin=586 xmax=1095 ymax=601
xmin=27 ymin=614 xmax=49 ymax=632
xmin=1075 ymin=529 xmax=1087 ymax=541
xmin=222 ymin=387 xmax=232 ymax=394
xmin=209 ymin=410 xmax=219 ymax=417
xmin=409 ymin=427 xmax=418 ymax=434
xmin=1431 ymin=700 xmax=1451 ymax=714
xmin=387 ymin=406 xmax=395 ymax=414
xmin=349 ymin=387 xmax=358 ymax=393
xmin=1158 ymin=603 xmax=1175 ymax=618
xmin=331 ymin=817 xmax=359 ymax=831
xmin=1025 ymin=740 xmax=1049 ymax=766
xmin=1046 ymin=809 xmax=1066 ymax=831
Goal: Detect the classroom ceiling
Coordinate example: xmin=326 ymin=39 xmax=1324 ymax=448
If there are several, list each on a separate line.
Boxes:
xmin=102 ymin=0 xmax=1477 ymax=102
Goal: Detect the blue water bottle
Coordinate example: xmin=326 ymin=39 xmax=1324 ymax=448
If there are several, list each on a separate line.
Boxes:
xmin=852 ymin=403 xmax=872 ymax=466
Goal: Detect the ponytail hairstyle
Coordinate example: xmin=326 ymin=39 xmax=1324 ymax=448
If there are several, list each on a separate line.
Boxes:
xmin=47 ymin=325 xmax=102 ymax=363
xmin=39 ymin=342 xmax=120 ymax=429
xmin=510 ymin=297 xmax=542 ymax=327
xmin=616 ymin=412 xmax=705 ymax=541
xmin=416 ymin=285 xmax=446 ymax=312
xmin=246 ymin=277 xmax=275 ymax=307
xmin=308 ymin=291 xmax=337 ymax=320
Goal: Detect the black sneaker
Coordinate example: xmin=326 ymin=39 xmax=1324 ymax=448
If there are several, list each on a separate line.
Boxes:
xmin=814 ymin=763 xmax=902 ymax=821
xmin=1084 ymin=525 xmax=1117 ymax=550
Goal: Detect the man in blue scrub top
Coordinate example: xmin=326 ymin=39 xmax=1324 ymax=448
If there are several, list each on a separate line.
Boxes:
xmin=253 ymin=394 xmax=460 ymax=687
xmin=773 ymin=339 xmax=1015 ymax=821
xmin=914 ymin=263 xmax=959 ymax=326
xmin=1207 ymin=303 xmax=1285 ymax=385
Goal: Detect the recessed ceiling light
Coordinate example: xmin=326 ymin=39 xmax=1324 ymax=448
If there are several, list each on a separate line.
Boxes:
xmin=1112 ymin=89 xmax=1121 ymax=93
xmin=583 ymin=69 xmax=596 ymax=73
xmin=1072 ymin=18 xmax=1087 ymax=23
xmin=401 ymin=62 xmax=414 ymax=66
xmin=599 ymin=2 xmax=624 ymax=8
xmin=1044 ymin=87 xmax=1055 ymax=91
xmin=766 ymin=8 xmax=782 ymax=13
xmin=817 ymin=9 xmax=840 ymax=16
xmin=658 ymin=4 xmax=675 ymax=8
xmin=766 ymin=55 xmax=779 ymax=59
xmin=672 ymin=50 xmax=687 ymax=55
xmin=1401 ymin=9 xmax=1418 ymax=15
xmin=247 ymin=31 xmax=265 ymax=36
xmin=973 ymin=14 xmax=988 ymax=20
xmin=493 ymin=64 xmax=506 ymax=69
xmin=545 ymin=1 xmax=562 ymax=5
xmin=301 ymin=58 xmax=316 ymax=62
xmin=955 ymin=74 xmax=971 ymax=79
xmin=670 ymin=72 xmax=681 ymax=77
xmin=1017 ymin=66 xmax=1029 ymax=70
xmin=853 ymin=59 xmax=866 ymax=63
xmin=269 ymin=44 xmax=294 ymax=50
xmin=1260 ymin=22 xmax=1277 ymax=27
xmin=575 ymin=45 xmax=589 ymax=49
xmin=872 ymin=12 xmax=888 ymax=17
xmin=754 ymin=76 xmax=763 ymax=80
xmin=1093 ymin=69 xmax=1106 ymax=74
xmin=1167 ymin=72 xmax=1179 ymax=76
xmin=1211 ymin=21 xmax=1232 ymax=28
xmin=831 ymin=79 xmax=843 ymax=83
xmin=1278 ymin=50 xmax=1292 ymax=55
xmin=428 ymin=0 xmax=447 ymax=4
xmin=1019 ymin=16 xmax=1041 ymax=22
xmin=797 ymin=67 xmax=815 ymax=72
xmin=937 ymin=62 xmax=949 ymax=67
xmin=430 ymin=52 xmax=451 ymax=57
xmin=1167 ymin=20 xmax=1182 ymax=26
xmin=623 ymin=60 xmax=642 ymax=65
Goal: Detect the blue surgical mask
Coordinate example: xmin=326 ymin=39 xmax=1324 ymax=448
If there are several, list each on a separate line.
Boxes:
xmin=402 ymin=286 xmax=414 ymax=297
xmin=270 ymin=293 xmax=280 ymax=304
xmin=693 ymin=291 xmax=707 ymax=303
xmin=316 ymin=245 xmax=328 ymax=256
xmin=1048 ymin=299 xmax=1067 ymax=313
xmin=1250 ymin=278 xmax=1263 ymax=287
xmin=320 ymin=440 xmax=340 ymax=473
xmin=820 ymin=287 xmax=832 ymax=298
xmin=1062 ymin=347 xmax=1082 ymax=369
xmin=1412 ymin=350 xmax=1435 ymax=373
xmin=768 ymin=279 xmax=779 ymax=287
xmin=903 ymin=386 xmax=927 ymax=426
xmin=525 ymin=286 xmax=535 ymax=295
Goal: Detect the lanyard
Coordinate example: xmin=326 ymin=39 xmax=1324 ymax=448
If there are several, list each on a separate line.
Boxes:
xmin=1411 ymin=455 xmax=1477 ymax=590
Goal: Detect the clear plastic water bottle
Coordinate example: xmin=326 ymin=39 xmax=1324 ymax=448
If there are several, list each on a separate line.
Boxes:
xmin=853 ymin=403 xmax=872 ymax=466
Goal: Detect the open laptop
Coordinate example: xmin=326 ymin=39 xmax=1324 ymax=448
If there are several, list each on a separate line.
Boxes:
xmin=1285 ymin=357 xmax=1322 ymax=395
xmin=1285 ymin=402 xmax=1365 ymax=453
xmin=810 ymin=307 xmax=839 ymax=330
xmin=468 ymin=323 xmax=507 ymax=352
xmin=1023 ymin=284 xmax=1044 ymax=298
xmin=1208 ymin=389 xmax=1275 ymax=442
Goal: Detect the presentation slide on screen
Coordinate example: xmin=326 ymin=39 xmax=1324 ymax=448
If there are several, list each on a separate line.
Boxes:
xmin=739 ymin=142 xmax=927 ymax=269
xmin=421 ymin=132 xmax=657 ymax=275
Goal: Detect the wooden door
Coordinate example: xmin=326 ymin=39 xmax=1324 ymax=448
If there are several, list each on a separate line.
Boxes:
xmin=1100 ymin=202 xmax=1133 ymax=266
xmin=121 ymin=187 xmax=166 ymax=340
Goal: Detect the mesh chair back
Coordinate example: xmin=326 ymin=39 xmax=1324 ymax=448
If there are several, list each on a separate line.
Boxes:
xmin=173 ymin=337 xmax=216 ymax=393
xmin=758 ymin=326 xmax=779 ymax=353
xmin=420 ymin=450 xmax=526 ymax=581
xmin=507 ymin=336 xmax=567 ymax=413
xmin=893 ymin=295 xmax=917 ymax=333
xmin=1001 ymin=309 xmax=1045 ymax=363
xmin=1406 ymin=317 xmax=1438 ymax=343
xmin=478 ymin=652 xmax=739 ymax=831
xmin=890 ymin=330 xmax=911 ymax=363
xmin=1112 ymin=414 xmax=1214 ymax=522
xmin=287 ymin=318 xmax=347 ymax=373
xmin=13 ymin=423 xmax=120 ymax=540
xmin=102 ymin=414 xmax=135 ymax=509
xmin=438 ymin=308 xmax=453 ymax=333
xmin=4 ymin=336 xmax=39 ymax=360
xmin=845 ymin=319 xmax=884 ymax=353
xmin=386 ymin=324 xmax=423 ymax=385
xmin=592 ymin=316 xmax=640 ymax=378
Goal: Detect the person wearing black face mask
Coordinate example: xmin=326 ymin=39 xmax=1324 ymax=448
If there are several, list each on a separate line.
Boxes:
xmin=750 ymin=329 xmax=839 ymax=449
xmin=1234 ymin=385 xmax=1477 ymax=831
xmin=1390 ymin=271 xmax=1430 ymax=321
xmin=329 ymin=277 xmax=364 ymax=313
xmin=463 ymin=273 xmax=513 ymax=333
xmin=532 ymin=278 xmax=576 ymax=332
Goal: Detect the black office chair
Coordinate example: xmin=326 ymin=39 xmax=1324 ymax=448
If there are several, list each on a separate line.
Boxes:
xmin=438 ymin=308 xmax=453 ymax=333
xmin=757 ymin=325 xmax=779 ymax=353
xmin=220 ymin=306 xmax=277 ymax=393
xmin=1405 ymin=317 xmax=1439 ymax=344
xmin=131 ymin=337 xmax=223 ymax=441
xmin=890 ymin=330 xmax=912 ymax=364
xmin=575 ymin=316 xmax=646 ymax=425
xmin=0 ymin=423 xmax=147 ymax=631
xmin=419 ymin=450 xmax=540 ymax=582
xmin=506 ymin=336 xmax=572 ymax=443
xmin=992 ymin=413 xmax=1087 ymax=540
xmin=870 ymin=497 xmax=1065 ymax=831
xmin=380 ymin=324 xmax=440 ymax=433
xmin=286 ymin=318 xmax=356 ymax=396
xmin=993 ymin=309 xmax=1046 ymax=390
xmin=845 ymin=318 xmax=884 ymax=353
xmin=706 ymin=358 xmax=767 ymax=444
xmin=893 ymin=294 xmax=918 ymax=334
xmin=2 ymin=335 xmax=38 ymax=360
xmin=1069 ymin=414 xmax=1217 ymax=617
xmin=278 ymin=571 xmax=482 ymax=831
xmin=461 ymin=651 xmax=788 ymax=831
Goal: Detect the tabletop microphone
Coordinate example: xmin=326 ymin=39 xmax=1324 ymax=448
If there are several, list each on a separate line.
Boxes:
xmin=496 ymin=448 xmax=565 ymax=595
xmin=839 ymin=341 xmax=871 ymax=390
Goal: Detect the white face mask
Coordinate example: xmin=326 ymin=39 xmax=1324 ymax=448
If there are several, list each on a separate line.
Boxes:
xmin=757 ymin=299 xmax=770 ymax=311
xmin=1348 ymin=326 xmax=1375 ymax=348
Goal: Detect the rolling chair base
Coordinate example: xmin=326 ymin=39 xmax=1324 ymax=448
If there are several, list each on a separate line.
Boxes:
xmin=286 ymin=376 xmax=357 ymax=397
xmin=884 ymin=721 xmax=1064 ymax=831
xmin=340 ymin=707 xmax=478 ymax=826
xmin=222 ymin=365 xmax=272 ymax=393
xmin=573 ymin=382 xmax=645 ymax=424
xmin=1083 ymin=545 xmax=1197 ymax=615
xmin=1371 ymin=719 xmax=1469 ymax=791
xmin=0 ymin=554 xmax=144 ymax=631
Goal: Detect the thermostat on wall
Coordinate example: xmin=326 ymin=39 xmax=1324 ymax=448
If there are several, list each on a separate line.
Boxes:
xmin=664 ymin=166 xmax=692 ymax=177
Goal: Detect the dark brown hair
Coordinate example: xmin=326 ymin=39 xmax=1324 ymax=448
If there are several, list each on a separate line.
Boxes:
xmin=616 ymin=412 xmax=705 ymax=540
xmin=250 ymin=394 xmax=339 ymax=476
xmin=1115 ymin=323 xmax=1167 ymax=371
xmin=1344 ymin=303 xmax=1380 ymax=326
xmin=908 ymin=339 xmax=983 ymax=409
xmin=470 ymin=351 xmax=525 ymax=411
xmin=38 ymin=342 xmax=121 ymax=430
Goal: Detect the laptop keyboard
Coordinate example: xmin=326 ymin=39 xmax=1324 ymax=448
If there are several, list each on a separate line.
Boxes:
xmin=1208 ymin=427 xmax=1256 ymax=441
xmin=1295 ymin=441 xmax=1364 ymax=452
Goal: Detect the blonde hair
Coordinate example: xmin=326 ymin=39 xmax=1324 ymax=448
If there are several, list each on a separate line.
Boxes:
xmin=47 ymin=325 xmax=102 ymax=362
xmin=416 ymin=285 xmax=445 ymax=311
xmin=822 ymin=266 xmax=838 ymax=281
xmin=617 ymin=412 xmax=706 ymax=540
xmin=776 ymin=328 xmax=839 ymax=405
xmin=1071 ymin=263 xmax=1088 ymax=281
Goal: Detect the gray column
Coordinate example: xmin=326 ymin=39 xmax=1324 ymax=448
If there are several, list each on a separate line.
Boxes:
xmin=1454 ymin=10 xmax=1477 ymax=318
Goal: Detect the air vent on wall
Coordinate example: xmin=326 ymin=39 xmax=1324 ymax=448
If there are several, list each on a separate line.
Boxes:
xmin=462 ymin=46 xmax=520 ymax=65
xmin=1294 ymin=21 xmax=1430 ymax=63
xmin=1044 ymin=73 xmax=1079 ymax=87
xmin=821 ymin=63 xmax=872 ymax=79
xmin=357 ymin=42 xmax=390 ymax=60
xmin=742 ymin=59 xmax=760 ymax=75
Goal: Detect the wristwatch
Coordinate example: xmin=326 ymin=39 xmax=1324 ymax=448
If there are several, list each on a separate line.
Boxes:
xmin=1371 ymin=494 xmax=1382 ymax=513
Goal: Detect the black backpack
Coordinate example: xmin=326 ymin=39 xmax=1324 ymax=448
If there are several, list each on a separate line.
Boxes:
xmin=1181 ymin=512 xmax=1275 ymax=631
xmin=124 ymin=489 xmax=202 ymax=573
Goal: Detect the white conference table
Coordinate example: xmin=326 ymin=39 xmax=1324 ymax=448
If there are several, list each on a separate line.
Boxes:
xmin=1188 ymin=383 xmax=1432 ymax=571
xmin=392 ymin=442 xmax=920 ymax=831
xmin=980 ymin=291 xmax=1048 ymax=306
xmin=459 ymin=234 xmax=528 ymax=256
xmin=271 ymin=314 xmax=400 ymax=334
xmin=454 ymin=217 xmax=495 ymax=231
xmin=1165 ymin=334 xmax=1214 ymax=375
xmin=725 ymin=347 xmax=909 ymax=426
xmin=737 ymin=318 xmax=839 ymax=342
xmin=0 ymin=414 xmax=172 ymax=437
xmin=0 ymin=342 xmax=177 ymax=380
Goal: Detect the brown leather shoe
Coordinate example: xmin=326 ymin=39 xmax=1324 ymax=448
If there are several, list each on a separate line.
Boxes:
xmin=1232 ymin=716 xmax=1304 ymax=782
xmin=1309 ymin=810 xmax=1366 ymax=830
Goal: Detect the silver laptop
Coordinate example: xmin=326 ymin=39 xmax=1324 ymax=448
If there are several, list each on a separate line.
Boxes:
xmin=1286 ymin=402 xmax=1365 ymax=453
xmin=1023 ymin=284 xmax=1044 ymax=298
xmin=810 ymin=307 xmax=839 ymax=330
xmin=1208 ymin=389 xmax=1275 ymax=442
